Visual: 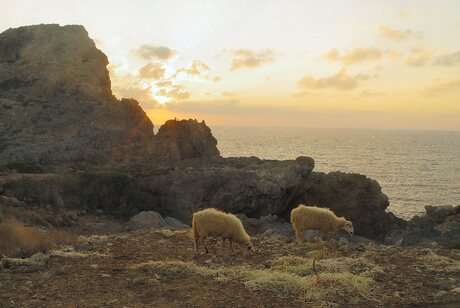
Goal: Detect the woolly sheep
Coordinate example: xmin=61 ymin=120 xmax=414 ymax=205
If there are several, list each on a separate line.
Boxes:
xmin=192 ymin=208 xmax=253 ymax=254
xmin=290 ymin=204 xmax=354 ymax=242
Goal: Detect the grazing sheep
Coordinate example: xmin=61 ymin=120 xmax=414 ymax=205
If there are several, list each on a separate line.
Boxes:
xmin=192 ymin=208 xmax=253 ymax=254
xmin=290 ymin=204 xmax=354 ymax=242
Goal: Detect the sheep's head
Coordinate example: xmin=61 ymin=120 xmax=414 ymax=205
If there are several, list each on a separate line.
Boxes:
xmin=341 ymin=220 xmax=354 ymax=235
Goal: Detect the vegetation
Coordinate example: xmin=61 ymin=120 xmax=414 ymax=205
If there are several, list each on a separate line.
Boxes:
xmin=0 ymin=219 xmax=71 ymax=257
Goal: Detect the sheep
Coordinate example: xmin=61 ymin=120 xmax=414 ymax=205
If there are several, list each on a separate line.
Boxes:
xmin=192 ymin=208 xmax=253 ymax=254
xmin=290 ymin=204 xmax=354 ymax=242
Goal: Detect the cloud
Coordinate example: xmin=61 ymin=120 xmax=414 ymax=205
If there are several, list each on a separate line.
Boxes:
xmin=166 ymin=99 xmax=241 ymax=114
xmin=222 ymin=91 xmax=235 ymax=97
xmin=138 ymin=62 xmax=165 ymax=80
xmin=157 ymin=87 xmax=191 ymax=101
xmin=324 ymin=48 xmax=382 ymax=65
xmin=397 ymin=10 xmax=410 ymax=19
xmin=360 ymin=89 xmax=386 ymax=97
xmin=423 ymin=78 xmax=460 ymax=96
xmin=174 ymin=60 xmax=210 ymax=77
xmin=212 ymin=76 xmax=222 ymax=82
xmin=230 ymin=49 xmax=274 ymax=70
xmin=406 ymin=47 xmax=432 ymax=67
xmin=136 ymin=44 xmax=176 ymax=60
xmin=378 ymin=26 xmax=419 ymax=42
xmin=292 ymin=91 xmax=310 ymax=98
xmin=434 ymin=51 xmax=460 ymax=66
xmin=298 ymin=69 xmax=371 ymax=91
xmin=324 ymin=48 xmax=402 ymax=65
xmin=155 ymin=80 xmax=173 ymax=87
xmin=112 ymin=85 xmax=158 ymax=108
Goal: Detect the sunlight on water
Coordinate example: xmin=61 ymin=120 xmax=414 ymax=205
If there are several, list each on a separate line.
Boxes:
xmin=212 ymin=126 xmax=460 ymax=219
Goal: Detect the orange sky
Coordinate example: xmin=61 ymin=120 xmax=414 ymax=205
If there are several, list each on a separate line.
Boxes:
xmin=2 ymin=0 xmax=460 ymax=130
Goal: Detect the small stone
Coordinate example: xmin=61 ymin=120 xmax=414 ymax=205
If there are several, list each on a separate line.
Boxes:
xmin=204 ymin=259 xmax=213 ymax=264
xmin=434 ymin=290 xmax=447 ymax=298
xmin=30 ymin=252 xmax=49 ymax=264
xmin=90 ymin=264 xmax=99 ymax=269
xmin=25 ymin=280 xmax=33 ymax=286
xmin=95 ymin=209 xmax=104 ymax=215
xmin=101 ymin=273 xmax=111 ymax=278
xmin=132 ymin=277 xmax=147 ymax=285
xmin=339 ymin=237 xmax=349 ymax=245
xmin=451 ymin=287 xmax=460 ymax=294
xmin=158 ymin=239 xmax=168 ymax=244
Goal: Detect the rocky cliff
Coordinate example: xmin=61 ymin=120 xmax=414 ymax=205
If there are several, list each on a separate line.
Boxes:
xmin=0 ymin=24 xmax=219 ymax=166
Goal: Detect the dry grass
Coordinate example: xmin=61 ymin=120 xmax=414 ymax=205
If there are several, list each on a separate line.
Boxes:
xmin=0 ymin=218 xmax=71 ymax=257
xmin=129 ymin=257 xmax=376 ymax=305
xmin=419 ymin=254 xmax=460 ymax=272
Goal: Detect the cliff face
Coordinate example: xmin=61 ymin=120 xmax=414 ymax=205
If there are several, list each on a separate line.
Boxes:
xmin=0 ymin=24 xmax=112 ymax=100
xmin=0 ymin=24 xmax=219 ymax=165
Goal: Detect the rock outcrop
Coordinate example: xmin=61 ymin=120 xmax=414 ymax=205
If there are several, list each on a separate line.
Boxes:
xmin=153 ymin=119 xmax=220 ymax=161
xmin=0 ymin=24 xmax=112 ymax=100
xmin=0 ymin=24 xmax=219 ymax=165
xmin=1 ymin=156 xmax=407 ymax=240
xmin=386 ymin=205 xmax=460 ymax=248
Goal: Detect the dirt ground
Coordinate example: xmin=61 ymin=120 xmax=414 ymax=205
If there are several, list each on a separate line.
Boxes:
xmin=0 ymin=216 xmax=459 ymax=307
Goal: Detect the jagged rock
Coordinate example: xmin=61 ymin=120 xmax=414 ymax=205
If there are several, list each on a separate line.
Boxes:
xmin=154 ymin=119 xmax=220 ymax=160
xmin=127 ymin=211 xmax=166 ymax=230
xmin=395 ymin=205 xmax=460 ymax=247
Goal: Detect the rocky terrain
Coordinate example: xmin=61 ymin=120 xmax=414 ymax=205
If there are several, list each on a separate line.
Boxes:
xmin=0 ymin=211 xmax=459 ymax=307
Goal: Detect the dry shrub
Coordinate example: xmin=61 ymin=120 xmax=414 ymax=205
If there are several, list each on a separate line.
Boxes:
xmin=419 ymin=254 xmax=460 ymax=272
xmin=131 ymin=260 xmax=215 ymax=278
xmin=0 ymin=219 xmax=71 ymax=257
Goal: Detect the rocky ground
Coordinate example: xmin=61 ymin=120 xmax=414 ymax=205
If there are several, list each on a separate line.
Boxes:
xmin=1 ymin=213 xmax=459 ymax=307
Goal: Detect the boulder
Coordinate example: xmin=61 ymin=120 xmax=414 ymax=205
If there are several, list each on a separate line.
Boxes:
xmin=127 ymin=211 xmax=167 ymax=230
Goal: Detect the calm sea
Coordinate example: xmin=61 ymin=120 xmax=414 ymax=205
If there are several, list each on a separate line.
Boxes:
xmin=211 ymin=126 xmax=460 ymax=219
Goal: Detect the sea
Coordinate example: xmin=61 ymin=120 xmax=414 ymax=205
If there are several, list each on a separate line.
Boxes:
xmin=211 ymin=126 xmax=460 ymax=220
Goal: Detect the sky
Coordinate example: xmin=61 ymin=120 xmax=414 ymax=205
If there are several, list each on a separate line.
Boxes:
xmin=2 ymin=0 xmax=460 ymax=130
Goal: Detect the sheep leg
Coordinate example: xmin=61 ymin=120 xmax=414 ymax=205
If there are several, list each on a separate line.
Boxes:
xmin=194 ymin=238 xmax=199 ymax=253
xmin=295 ymin=227 xmax=303 ymax=243
xmin=200 ymin=237 xmax=209 ymax=254
xmin=229 ymin=240 xmax=234 ymax=253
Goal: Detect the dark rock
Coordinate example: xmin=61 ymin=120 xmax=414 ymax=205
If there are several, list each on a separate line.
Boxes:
xmin=149 ymin=156 xmax=315 ymax=224
xmin=387 ymin=204 xmax=460 ymax=247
